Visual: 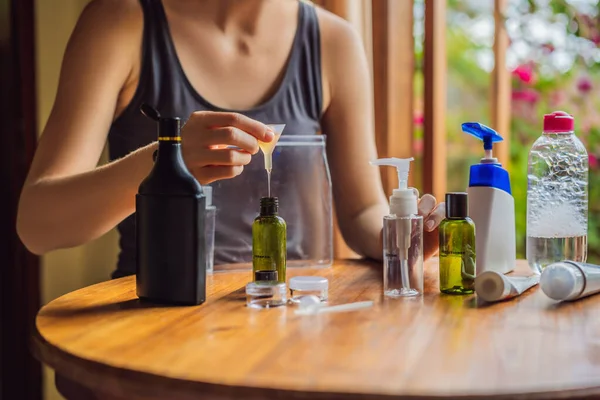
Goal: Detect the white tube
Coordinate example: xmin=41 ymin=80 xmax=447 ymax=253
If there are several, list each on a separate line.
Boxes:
xmin=540 ymin=261 xmax=600 ymax=301
xmin=474 ymin=271 xmax=540 ymax=302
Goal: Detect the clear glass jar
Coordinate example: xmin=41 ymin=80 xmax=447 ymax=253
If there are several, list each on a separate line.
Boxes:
xmin=288 ymin=276 xmax=328 ymax=303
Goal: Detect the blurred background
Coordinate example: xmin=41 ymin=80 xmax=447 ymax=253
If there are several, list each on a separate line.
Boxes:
xmin=439 ymin=0 xmax=600 ymax=263
xmin=2 ymin=0 xmax=599 ymax=399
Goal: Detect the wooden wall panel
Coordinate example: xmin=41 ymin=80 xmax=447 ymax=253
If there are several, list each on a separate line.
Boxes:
xmin=372 ymin=0 xmax=414 ymax=195
xmin=491 ymin=0 xmax=511 ymax=169
xmin=423 ymin=0 xmax=447 ymax=201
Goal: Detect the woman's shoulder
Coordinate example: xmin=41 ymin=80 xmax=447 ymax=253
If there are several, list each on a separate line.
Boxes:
xmin=313 ymin=4 xmax=363 ymax=50
xmin=313 ymin=4 xmax=369 ymax=111
xmin=78 ymin=0 xmax=143 ymax=37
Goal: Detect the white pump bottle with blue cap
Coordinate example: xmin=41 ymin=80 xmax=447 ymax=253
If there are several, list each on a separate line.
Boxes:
xmin=463 ymin=123 xmax=516 ymax=275
xmin=370 ymin=157 xmax=423 ymax=297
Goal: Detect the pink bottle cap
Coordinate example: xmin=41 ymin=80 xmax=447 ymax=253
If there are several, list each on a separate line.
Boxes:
xmin=543 ymin=111 xmax=574 ymax=133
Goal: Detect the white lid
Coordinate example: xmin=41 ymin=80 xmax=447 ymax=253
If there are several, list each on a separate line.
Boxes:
xmin=474 ymin=271 xmax=510 ymax=302
xmin=289 ymin=276 xmax=328 ymax=291
xmin=540 ymin=262 xmax=584 ymax=301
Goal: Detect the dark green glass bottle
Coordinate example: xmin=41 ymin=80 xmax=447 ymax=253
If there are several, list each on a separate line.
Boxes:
xmin=439 ymin=192 xmax=476 ymax=294
xmin=252 ymin=197 xmax=286 ymax=283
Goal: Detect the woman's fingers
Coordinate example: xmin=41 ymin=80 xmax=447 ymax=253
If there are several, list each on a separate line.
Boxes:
xmin=418 ymin=194 xmax=445 ymax=232
xmin=418 ymin=194 xmax=436 ymax=216
xmin=194 ymin=111 xmax=274 ymax=143
xmin=204 ymin=127 xmax=260 ymax=154
xmin=424 ymin=203 xmax=446 ymax=232
xmin=202 ymin=148 xmax=252 ymax=166
xmin=194 ymin=165 xmax=245 ymax=183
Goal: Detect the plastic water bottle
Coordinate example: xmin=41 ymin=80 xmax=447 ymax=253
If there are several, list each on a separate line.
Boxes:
xmin=526 ymin=111 xmax=588 ymax=273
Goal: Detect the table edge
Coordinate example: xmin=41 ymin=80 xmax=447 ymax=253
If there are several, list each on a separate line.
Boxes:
xmin=31 ymin=321 xmax=600 ymax=400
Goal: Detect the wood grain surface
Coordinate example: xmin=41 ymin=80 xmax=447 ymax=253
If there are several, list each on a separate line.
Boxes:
xmin=32 ymin=259 xmax=600 ymax=400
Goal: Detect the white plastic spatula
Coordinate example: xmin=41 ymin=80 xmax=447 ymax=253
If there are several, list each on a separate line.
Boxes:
xmin=260 ymin=124 xmax=285 ymax=197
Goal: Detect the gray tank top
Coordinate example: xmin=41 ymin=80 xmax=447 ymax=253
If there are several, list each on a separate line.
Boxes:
xmin=108 ymin=0 xmax=323 ymax=278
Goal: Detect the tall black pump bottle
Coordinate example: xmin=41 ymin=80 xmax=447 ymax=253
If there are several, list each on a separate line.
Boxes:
xmin=136 ymin=104 xmax=206 ymax=305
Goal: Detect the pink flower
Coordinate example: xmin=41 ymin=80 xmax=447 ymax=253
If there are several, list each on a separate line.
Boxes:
xmin=511 ymin=88 xmax=539 ymax=104
xmin=589 ymin=154 xmax=598 ymax=169
xmin=413 ymin=112 xmax=424 ymax=127
xmin=577 ymin=77 xmax=593 ymax=94
xmin=512 ymin=64 xmax=534 ymax=84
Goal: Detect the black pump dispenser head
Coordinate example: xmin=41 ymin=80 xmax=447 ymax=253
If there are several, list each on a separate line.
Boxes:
xmin=141 ymin=103 xmax=182 ymax=140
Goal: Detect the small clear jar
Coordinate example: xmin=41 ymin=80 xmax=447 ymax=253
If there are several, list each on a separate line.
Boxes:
xmin=289 ymin=276 xmax=328 ymax=303
xmin=246 ymin=281 xmax=287 ymax=309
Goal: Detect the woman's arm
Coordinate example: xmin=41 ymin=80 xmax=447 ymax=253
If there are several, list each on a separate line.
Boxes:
xmin=17 ymin=0 xmax=147 ymax=254
xmin=318 ymin=10 xmax=443 ymax=260
xmin=17 ymin=0 xmax=273 ymax=255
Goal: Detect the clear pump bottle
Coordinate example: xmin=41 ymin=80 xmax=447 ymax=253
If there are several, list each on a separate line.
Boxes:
xmin=371 ymin=158 xmax=423 ymax=297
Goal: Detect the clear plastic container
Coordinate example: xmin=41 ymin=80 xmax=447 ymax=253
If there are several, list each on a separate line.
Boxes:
xmin=289 ymin=276 xmax=328 ymax=303
xmin=211 ymin=135 xmax=333 ymax=271
xmin=383 ymin=215 xmax=424 ymax=297
xmin=245 ymin=281 xmax=287 ymax=309
xmin=204 ymin=186 xmax=216 ymax=274
xmin=526 ymin=112 xmax=588 ymax=273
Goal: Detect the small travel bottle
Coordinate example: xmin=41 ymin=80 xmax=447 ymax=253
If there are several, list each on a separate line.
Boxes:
xmin=252 ymin=197 xmax=286 ymax=283
xmin=371 ymin=157 xmax=423 ymax=297
xmin=439 ymin=192 xmax=476 ymax=294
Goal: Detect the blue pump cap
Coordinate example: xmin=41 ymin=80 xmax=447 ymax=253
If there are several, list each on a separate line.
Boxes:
xmin=463 ymin=122 xmax=511 ymax=194
xmin=462 ymin=122 xmax=503 ymax=151
xmin=469 ymin=164 xmax=512 ymax=195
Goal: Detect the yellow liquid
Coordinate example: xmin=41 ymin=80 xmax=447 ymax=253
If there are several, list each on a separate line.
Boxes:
xmin=258 ymin=132 xmax=282 ymax=170
xmin=259 ymin=125 xmax=284 ymax=197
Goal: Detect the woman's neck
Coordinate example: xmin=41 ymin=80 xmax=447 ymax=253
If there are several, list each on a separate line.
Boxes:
xmin=173 ymin=0 xmax=279 ymax=35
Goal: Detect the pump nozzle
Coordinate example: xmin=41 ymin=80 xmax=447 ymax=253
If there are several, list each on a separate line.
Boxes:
xmin=370 ymin=157 xmax=417 ymax=217
xmin=462 ymin=122 xmax=503 ymax=161
xmin=369 ymin=157 xmax=414 ymax=191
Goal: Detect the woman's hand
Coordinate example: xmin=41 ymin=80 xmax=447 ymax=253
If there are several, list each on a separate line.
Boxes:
xmin=181 ymin=111 xmax=274 ymax=184
xmin=415 ymin=190 xmax=446 ymax=260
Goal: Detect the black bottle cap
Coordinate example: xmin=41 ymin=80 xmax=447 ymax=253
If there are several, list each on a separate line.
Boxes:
xmin=255 ymin=270 xmax=278 ymax=282
xmin=260 ymin=197 xmax=278 ymax=215
xmin=445 ymin=192 xmax=468 ymax=218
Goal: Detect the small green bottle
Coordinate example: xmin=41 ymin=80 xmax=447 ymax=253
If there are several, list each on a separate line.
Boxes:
xmin=439 ymin=192 xmax=476 ymax=294
xmin=252 ymin=197 xmax=286 ymax=283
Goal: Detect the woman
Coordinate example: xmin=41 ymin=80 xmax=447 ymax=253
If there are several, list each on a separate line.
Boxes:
xmin=17 ymin=0 xmax=444 ymax=277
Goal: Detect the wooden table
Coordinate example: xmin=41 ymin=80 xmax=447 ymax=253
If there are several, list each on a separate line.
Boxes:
xmin=32 ymin=259 xmax=600 ymax=399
